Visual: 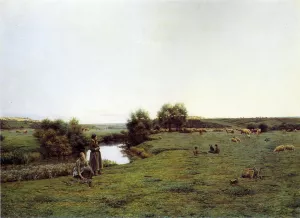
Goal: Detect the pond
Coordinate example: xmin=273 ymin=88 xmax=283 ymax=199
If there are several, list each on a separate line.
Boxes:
xmin=86 ymin=143 xmax=130 ymax=164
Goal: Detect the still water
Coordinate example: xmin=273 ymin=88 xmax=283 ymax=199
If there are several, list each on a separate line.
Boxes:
xmin=86 ymin=143 xmax=130 ymax=164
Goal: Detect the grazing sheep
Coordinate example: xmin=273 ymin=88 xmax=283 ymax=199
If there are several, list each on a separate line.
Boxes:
xmin=241 ymin=167 xmax=262 ymax=179
xmin=241 ymin=168 xmax=255 ymax=179
xmin=285 ymin=145 xmax=295 ymax=151
xmin=226 ymin=129 xmax=234 ymax=134
xmin=231 ymin=138 xmax=238 ymax=142
xmin=241 ymin=129 xmax=251 ymax=135
xmin=193 ymin=147 xmax=199 ymax=156
xmin=230 ymin=178 xmax=239 ymax=185
xmin=273 ymin=145 xmax=286 ymax=153
xmin=231 ymin=136 xmax=241 ymax=143
xmin=251 ymin=128 xmax=261 ymax=134
xmin=199 ymin=129 xmax=207 ymax=134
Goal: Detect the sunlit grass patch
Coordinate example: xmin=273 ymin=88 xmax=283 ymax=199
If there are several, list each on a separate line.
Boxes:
xmin=160 ymin=182 xmax=195 ymax=193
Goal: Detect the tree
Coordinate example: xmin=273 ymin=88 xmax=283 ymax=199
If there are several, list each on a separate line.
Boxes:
xmin=172 ymin=103 xmax=188 ymax=131
xmin=157 ymin=103 xmax=188 ymax=131
xmin=67 ymin=118 xmax=89 ymax=154
xmin=126 ymin=109 xmax=152 ymax=147
xmin=157 ymin=103 xmax=174 ymax=131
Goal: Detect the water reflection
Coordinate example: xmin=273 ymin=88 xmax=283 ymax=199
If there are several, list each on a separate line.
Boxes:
xmin=86 ymin=143 xmax=129 ymax=164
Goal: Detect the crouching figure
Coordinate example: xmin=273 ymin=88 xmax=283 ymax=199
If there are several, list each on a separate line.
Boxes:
xmin=73 ymin=152 xmax=94 ymax=181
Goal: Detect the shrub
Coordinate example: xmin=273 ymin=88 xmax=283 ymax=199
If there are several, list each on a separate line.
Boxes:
xmin=126 ymin=109 xmax=152 ymax=147
xmin=102 ymin=133 xmax=128 ymax=143
xmin=259 ymin=123 xmax=268 ymax=132
xmin=247 ymin=123 xmax=258 ymax=129
xmin=129 ymin=147 xmax=151 ymax=159
xmin=0 ymin=134 xmax=5 ymax=141
xmin=153 ymin=125 xmax=161 ymax=131
xmin=103 ymin=159 xmax=118 ymax=167
xmin=1 ymin=163 xmax=74 ymax=182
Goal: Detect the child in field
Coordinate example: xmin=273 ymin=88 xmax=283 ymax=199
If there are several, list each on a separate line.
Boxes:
xmin=214 ymin=144 xmax=220 ymax=154
xmin=193 ymin=146 xmax=199 ymax=156
xmin=208 ymin=144 xmax=215 ymax=153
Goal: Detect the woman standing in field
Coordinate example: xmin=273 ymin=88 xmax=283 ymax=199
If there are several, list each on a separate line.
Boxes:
xmin=89 ymin=134 xmax=103 ymax=175
xmin=73 ymin=152 xmax=94 ymax=180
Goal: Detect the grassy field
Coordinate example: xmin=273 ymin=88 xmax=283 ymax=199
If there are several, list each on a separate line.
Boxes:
xmin=0 ymin=128 xmax=126 ymax=152
xmin=82 ymin=128 xmax=126 ymax=138
xmin=2 ymin=131 xmax=300 ymax=217
xmin=0 ymin=129 xmax=39 ymax=152
xmin=204 ymin=117 xmax=300 ymax=129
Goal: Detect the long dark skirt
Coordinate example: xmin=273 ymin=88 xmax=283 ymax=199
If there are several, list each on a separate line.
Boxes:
xmin=90 ymin=151 xmax=103 ymax=173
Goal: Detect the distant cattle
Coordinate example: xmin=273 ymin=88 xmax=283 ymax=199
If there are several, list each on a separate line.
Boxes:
xmin=23 ymin=130 xmax=28 ymax=134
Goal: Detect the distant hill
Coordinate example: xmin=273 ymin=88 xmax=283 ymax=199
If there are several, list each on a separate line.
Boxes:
xmin=0 ymin=117 xmax=40 ymax=122
xmin=0 ymin=117 xmax=40 ymax=129
xmin=1 ymin=116 xmax=299 ymax=130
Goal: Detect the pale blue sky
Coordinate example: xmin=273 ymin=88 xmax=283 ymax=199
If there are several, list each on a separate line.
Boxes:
xmin=0 ymin=0 xmax=299 ymax=123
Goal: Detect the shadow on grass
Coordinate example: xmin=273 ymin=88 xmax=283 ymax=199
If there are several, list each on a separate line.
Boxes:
xmin=151 ymin=148 xmax=190 ymax=155
xmin=223 ymin=185 xmax=255 ymax=197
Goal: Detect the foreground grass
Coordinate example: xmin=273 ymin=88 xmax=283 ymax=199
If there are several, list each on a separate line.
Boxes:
xmin=2 ymin=131 xmax=300 ymax=217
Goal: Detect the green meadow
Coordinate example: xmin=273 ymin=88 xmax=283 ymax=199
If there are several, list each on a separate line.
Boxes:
xmin=2 ymin=130 xmax=300 ymax=217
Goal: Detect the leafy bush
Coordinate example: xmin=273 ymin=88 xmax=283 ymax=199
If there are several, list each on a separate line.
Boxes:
xmin=1 ymin=151 xmax=41 ymax=165
xmin=259 ymin=123 xmax=269 ymax=132
xmin=0 ymin=134 xmax=5 ymax=141
xmin=247 ymin=123 xmax=258 ymax=129
xmin=102 ymin=133 xmax=128 ymax=143
xmin=34 ymin=118 xmax=89 ymax=158
xmin=103 ymin=159 xmax=118 ymax=167
xmin=129 ymin=147 xmax=151 ymax=159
